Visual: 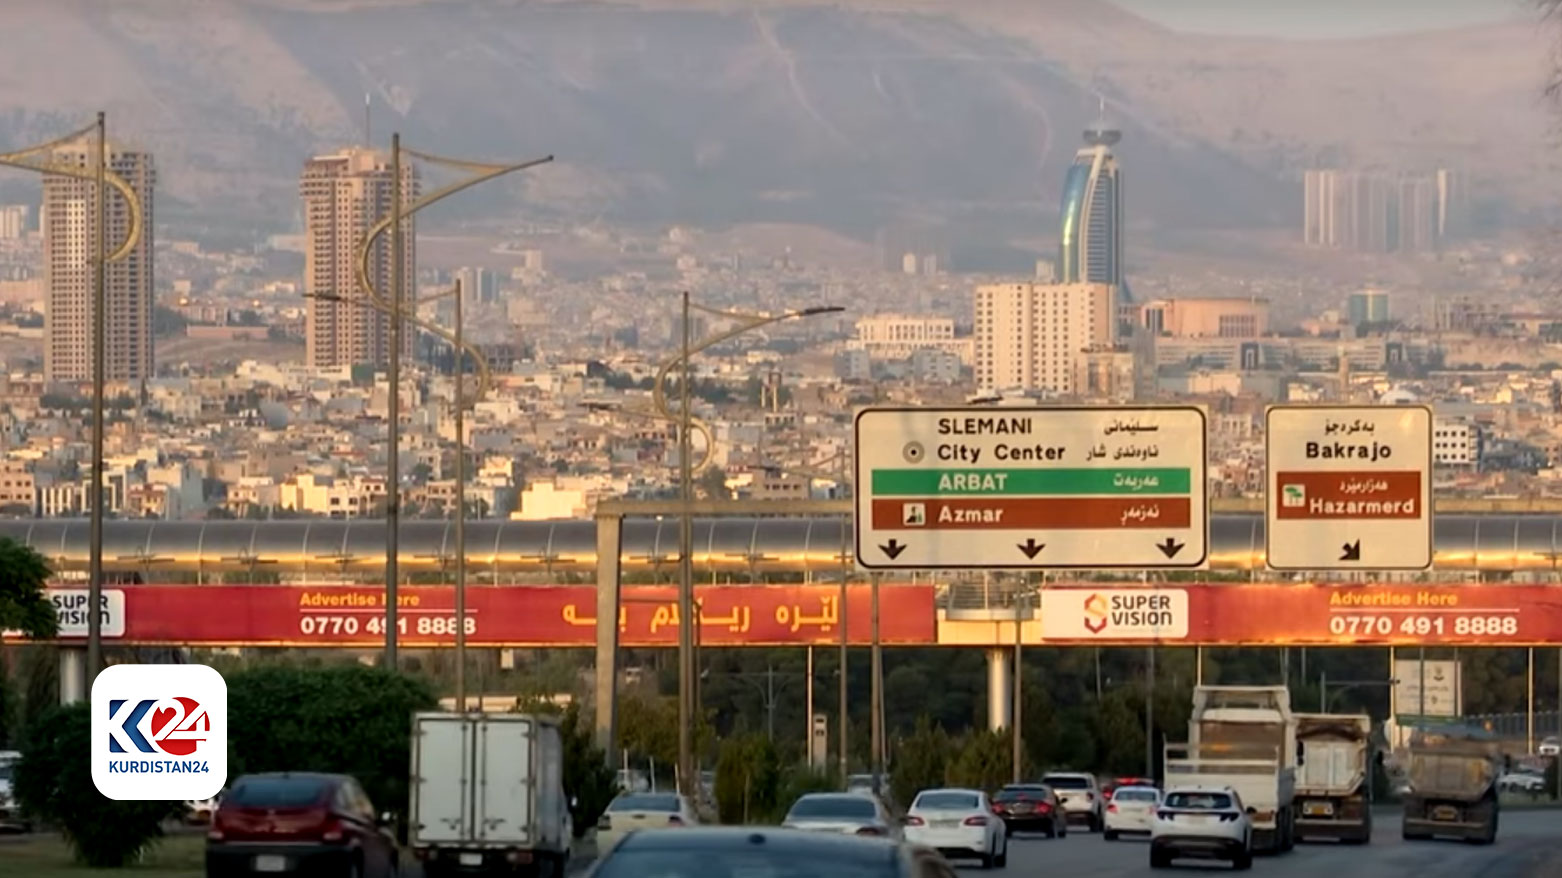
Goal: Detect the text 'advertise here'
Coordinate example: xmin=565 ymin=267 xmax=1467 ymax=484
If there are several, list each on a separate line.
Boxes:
xmin=853 ymin=406 xmax=1209 ymax=570
xmin=1265 ymin=404 xmax=1433 ymax=571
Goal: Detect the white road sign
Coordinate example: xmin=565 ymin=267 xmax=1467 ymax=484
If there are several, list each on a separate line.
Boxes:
xmin=1266 ymin=405 xmax=1433 ymax=571
xmin=853 ymin=405 xmax=1208 ymax=570
xmin=1394 ymin=659 xmax=1462 ymax=718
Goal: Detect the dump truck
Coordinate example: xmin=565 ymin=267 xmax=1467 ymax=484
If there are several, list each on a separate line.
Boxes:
xmin=1292 ymin=713 xmax=1373 ymax=843
xmin=1401 ymin=724 xmax=1501 ymax=844
xmin=1163 ymin=686 xmax=1297 ymax=854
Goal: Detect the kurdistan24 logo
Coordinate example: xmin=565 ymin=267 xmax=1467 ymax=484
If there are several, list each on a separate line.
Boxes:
xmin=92 ymin=664 xmax=227 ymax=801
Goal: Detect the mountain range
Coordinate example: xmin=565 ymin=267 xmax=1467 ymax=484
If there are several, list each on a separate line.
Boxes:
xmin=0 ymin=0 xmax=1554 ymax=252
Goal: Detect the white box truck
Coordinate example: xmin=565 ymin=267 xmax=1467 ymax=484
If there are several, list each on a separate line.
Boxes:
xmin=1163 ymin=686 xmax=1297 ymax=855
xmin=410 ymin=713 xmax=573 ymax=878
xmin=1293 ymin=713 xmax=1374 ymax=844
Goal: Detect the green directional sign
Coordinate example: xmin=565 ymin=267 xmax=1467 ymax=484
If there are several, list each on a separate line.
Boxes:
xmin=871 ymin=468 xmax=1192 ymax=496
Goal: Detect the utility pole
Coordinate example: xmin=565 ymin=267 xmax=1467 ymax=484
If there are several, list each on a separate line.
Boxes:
xmin=838 ymin=575 xmax=848 ymax=780
xmin=385 ymin=131 xmax=403 ymax=671
xmin=766 ymin=663 xmax=776 ymax=741
xmin=453 ymin=278 xmax=467 ymax=711
xmin=87 ymin=111 xmax=106 ymax=687
xmin=1145 ymin=646 xmax=1156 ymax=779
xmin=805 ymin=646 xmax=814 ymax=764
xmin=677 ymin=291 xmax=695 ymax=794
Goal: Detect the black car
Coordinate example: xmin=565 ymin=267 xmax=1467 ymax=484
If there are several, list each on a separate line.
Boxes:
xmin=991 ymin=784 xmax=1068 ymax=838
xmin=583 ymin=825 xmax=956 ymax=878
xmin=206 ymin=772 xmax=399 ymax=877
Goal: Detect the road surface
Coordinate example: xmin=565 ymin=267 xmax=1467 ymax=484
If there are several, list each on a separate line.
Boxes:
xmin=995 ymin=810 xmax=1562 ymax=878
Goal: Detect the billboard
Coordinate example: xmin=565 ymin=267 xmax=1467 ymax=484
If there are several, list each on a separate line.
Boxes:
xmin=1033 ymin=584 xmax=1562 ymax=646
xmin=24 ymin=584 xmax=938 ymax=648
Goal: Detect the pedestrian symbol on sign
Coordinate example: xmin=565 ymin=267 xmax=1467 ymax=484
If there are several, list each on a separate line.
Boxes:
xmin=1282 ymin=484 xmax=1306 ymax=508
xmin=902 ymin=503 xmax=926 ymax=527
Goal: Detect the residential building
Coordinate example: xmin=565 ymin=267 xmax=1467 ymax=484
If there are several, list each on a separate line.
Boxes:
xmin=43 ymin=143 xmax=155 ymax=382
xmin=1348 ymin=289 xmax=1391 ymax=326
xmin=1434 ymin=417 xmax=1482 ymax=468
xmin=974 ymin=282 xmax=1116 ymax=395
xmin=301 ymin=147 xmax=416 ymax=369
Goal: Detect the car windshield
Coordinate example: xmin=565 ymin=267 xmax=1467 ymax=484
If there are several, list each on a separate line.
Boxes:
xmin=1113 ymin=789 xmax=1158 ymax=802
xmin=915 ymin=792 xmax=979 ymax=810
xmin=995 ymin=787 xmax=1048 ymax=801
xmin=1042 ymin=776 xmax=1090 ymax=789
xmin=788 ymin=796 xmax=876 ymax=819
xmin=0 ymin=764 xmax=13 ymax=782
xmin=611 ymin=794 xmax=681 ymax=812
xmin=595 ymin=848 xmax=897 ymax=878
xmin=1165 ymin=792 xmax=1233 ymax=810
xmin=225 ymin=777 xmax=331 ymax=808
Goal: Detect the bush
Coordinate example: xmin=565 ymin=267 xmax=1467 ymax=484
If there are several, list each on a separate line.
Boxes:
xmin=771 ymin=765 xmax=838 ymax=822
xmin=890 ymin=716 xmax=950 ymax=807
xmin=559 ymin=705 xmax=618 ymax=837
xmin=14 ymin=703 xmax=182 ymax=866
xmin=714 ymin=734 xmax=781 ymax=824
xmin=946 ymin=729 xmax=1022 ymax=793
xmin=226 ymin=664 xmax=436 ymax=818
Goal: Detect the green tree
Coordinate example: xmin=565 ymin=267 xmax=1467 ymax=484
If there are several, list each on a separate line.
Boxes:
xmin=226 ymin=664 xmax=437 ymax=818
xmin=890 ymin=716 xmax=950 ymax=806
xmin=14 ymin=703 xmax=182 ymax=866
xmin=714 ymin=734 xmax=781 ymax=823
xmin=559 ymin=705 xmax=618 ymax=838
xmin=0 ymin=536 xmax=57 ymax=643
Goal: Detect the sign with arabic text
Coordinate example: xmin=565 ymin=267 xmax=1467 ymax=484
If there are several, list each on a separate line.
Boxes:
xmin=1265 ymin=405 xmax=1433 ymax=570
xmin=27 ymin=584 xmax=937 ymax=647
xmin=854 ymin=406 xmax=1209 ymax=569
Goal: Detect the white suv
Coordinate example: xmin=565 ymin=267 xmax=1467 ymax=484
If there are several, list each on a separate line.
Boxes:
xmin=1040 ymin=772 xmax=1104 ymax=832
xmin=1150 ymin=786 xmax=1253 ymax=871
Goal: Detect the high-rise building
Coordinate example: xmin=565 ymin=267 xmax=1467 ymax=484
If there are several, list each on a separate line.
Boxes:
xmin=1304 ymin=168 xmax=1460 ymax=254
xmin=43 ymin=144 xmax=155 ymax=383
xmin=453 ymin=267 xmax=500 ymax=304
xmin=0 ymin=205 xmax=29 ymax=240
xmin=301 ymin=147 xmax=416 ymax=369
xmin=1347 ymin=289 xmax=1390 ymax=326
xmin=1058 ymin=116 xmax=1122 ymax=287
xmin=974 ymin=282 xmax=1116 ymax=395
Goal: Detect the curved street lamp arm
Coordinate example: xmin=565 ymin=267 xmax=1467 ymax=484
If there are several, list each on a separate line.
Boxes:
xmin=0 ymin=122 xmax=99 ymax=164
xmin=355 ymin=154 xmax=554 ymax=312
xmin=0 ymin=156 xmax=143 ymax=263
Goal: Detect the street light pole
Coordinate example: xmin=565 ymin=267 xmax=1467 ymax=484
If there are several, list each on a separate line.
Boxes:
xmin=453 ymin=278 xmax=466 ymax=711
xmin=385 ymin=131 xmax=404 ymax=671
xmin=1012 ymin=581 xmax=1024 ymax=784
xmin=870 ymin=572 xmax=883 ymax=785
xmin=678 ymin=291 xmax=696 ymax=793
xmin=87 ymin=111 xmax=106 ymax=686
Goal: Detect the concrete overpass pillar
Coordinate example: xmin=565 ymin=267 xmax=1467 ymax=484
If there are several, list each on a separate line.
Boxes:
xmin=987 ymin=648 xmax=1011 ymax=731
xmin=594 ymin=514 xmax=623 ymax=763
xmin=59 ymin=647 xmax=86 ymax=704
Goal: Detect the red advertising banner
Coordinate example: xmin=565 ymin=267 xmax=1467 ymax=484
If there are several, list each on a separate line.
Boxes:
xmin=35 ymin=584 xmax=938 ymax=648
xmin=1036 ymin=584 xmax=1562 ymax=646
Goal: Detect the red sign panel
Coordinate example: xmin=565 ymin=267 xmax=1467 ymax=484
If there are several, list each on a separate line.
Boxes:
xmin=1038 ymin=584 xmax=1562 ymax=646
xmin=871 ymin=498 xmax=1191 ymax=530
xmin=37 ymin=584 xmax=938 ymax=648
xmin=1273 ymin=471 xmax=1422 ymax=519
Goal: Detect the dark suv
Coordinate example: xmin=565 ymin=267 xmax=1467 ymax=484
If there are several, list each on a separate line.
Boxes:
xmin=206 ymin=772 xmax=399 ymax=877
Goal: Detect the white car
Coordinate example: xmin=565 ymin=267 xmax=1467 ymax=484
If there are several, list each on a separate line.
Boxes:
xmin=595 ymin=791 xmax=699 ymax=851
xmin=1104 ymin=785 xmax=1161 ymax=840
xmin=902 ymin=788 xmax=1008 ymax=869
xmin=1150 ymin=786 xmax=1253 ymax=871
xmin=1539 ymin=737 xmax=1560 ymax=757
xmin=1041 ymin=772 xmax=1104 ymax=832
xmin=781 ymin=792 xmax=900 ymax=839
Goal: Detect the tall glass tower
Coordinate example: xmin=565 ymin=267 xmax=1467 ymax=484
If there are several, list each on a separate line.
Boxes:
xmin=1057 ymin=113 xmax=1122 ymax=288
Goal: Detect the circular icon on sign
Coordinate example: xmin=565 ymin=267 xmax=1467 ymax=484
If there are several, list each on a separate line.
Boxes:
xmin=902 ymin=442 xmax=925 ymax=463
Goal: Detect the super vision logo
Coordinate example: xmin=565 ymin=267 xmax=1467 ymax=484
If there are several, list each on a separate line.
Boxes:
xmin=107 ymin=697 xmax=211 ymax=758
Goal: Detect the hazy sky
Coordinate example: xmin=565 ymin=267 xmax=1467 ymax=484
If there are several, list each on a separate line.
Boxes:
xmin=1110 ymin=0 xmax=1528 ymax=38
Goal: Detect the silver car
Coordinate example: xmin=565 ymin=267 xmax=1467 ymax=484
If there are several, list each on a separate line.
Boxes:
xmin=782 ymin=792 xmax=900 ymax=840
